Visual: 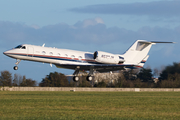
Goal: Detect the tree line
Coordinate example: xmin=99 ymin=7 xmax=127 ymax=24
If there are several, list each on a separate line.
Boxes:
xmin=1 ymin=62 xmax=180 ymax=88
xmin=0 ymin=71 xmax=37 ymax=87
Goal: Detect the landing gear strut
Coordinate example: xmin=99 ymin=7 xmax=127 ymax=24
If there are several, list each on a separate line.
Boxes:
xmin=14 ymin=59 xmax=21 ymax=70
xmin=86 ymin=66 xmax=94 ymax=81
xmin=72 ymin=66 xmax=80 ymax=82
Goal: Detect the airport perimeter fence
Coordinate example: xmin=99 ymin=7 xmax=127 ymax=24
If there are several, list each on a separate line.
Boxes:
xmin=1 ymin=87 xmax=180 ymax=92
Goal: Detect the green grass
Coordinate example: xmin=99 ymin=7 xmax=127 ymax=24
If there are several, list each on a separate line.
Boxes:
xmin=0 ymin=91 xmax=180 ymax=120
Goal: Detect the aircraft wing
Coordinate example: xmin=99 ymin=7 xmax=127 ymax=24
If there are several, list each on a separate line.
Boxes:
xmin=91 ymin=64 xmax=136 ymax=72
xmin=55 ymin=64 xmax=137 ymax=73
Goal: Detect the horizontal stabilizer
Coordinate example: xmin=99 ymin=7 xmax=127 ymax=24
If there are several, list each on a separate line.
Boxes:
xmin=150 ymin=41 xmax=175 ymax=44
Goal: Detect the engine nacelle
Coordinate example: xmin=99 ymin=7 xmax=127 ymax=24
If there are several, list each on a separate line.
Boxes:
xmin=94 ymin=51 xmax=125 ymax=64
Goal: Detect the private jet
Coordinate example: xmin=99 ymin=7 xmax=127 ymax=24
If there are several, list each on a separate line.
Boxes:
xmin=3 ymin=40 xmax=174 ymax=81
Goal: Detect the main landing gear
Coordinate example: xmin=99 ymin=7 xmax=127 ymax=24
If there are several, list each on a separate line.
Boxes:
xmin=72 ymin=66 xmax=95 ymax=82
xmin=13 ymin=59 xmax=21 ymax=70
xmin=73 ymin=75 xmax=94 ymax=82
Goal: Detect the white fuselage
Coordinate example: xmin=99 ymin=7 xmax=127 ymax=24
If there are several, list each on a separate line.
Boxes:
xmin=3 ymin=44 xmax=104 ymax=67
xmin=5 ymin=40 xmax=166 ymax=72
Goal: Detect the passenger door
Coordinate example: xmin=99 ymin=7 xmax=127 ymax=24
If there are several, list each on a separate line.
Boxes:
xmin=27 ymin=46 xmax=34 ymax=57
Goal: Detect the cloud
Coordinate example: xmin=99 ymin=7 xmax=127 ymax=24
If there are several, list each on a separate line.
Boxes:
xmin=1 ymin=18 xmax=180 ymax=51
xmin=0 ymin=19 xmax=135 ymax=48
xmin=74 ymin=17 xmax=104 ymax=28
xmin=69 ymin=1 xmax=180 ymax=17
xmin=30 ymin=24 xmax=40 ymax=29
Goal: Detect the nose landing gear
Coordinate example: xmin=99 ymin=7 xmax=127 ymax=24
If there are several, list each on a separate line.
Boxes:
xmin=14 ymin=59 xmax=21 ymax=70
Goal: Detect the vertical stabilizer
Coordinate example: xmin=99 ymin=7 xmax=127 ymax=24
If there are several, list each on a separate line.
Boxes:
xmin=123 ymin=40 xmax=154 ymax=67
xmin=123 ymin=40 xmax=174 ymax=67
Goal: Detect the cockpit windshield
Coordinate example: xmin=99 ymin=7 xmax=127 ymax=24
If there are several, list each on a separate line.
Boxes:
xmin=15 ymin=45 xmax=26 ymax=49
xmin=15 ymin=45 xmax=22 ymax=49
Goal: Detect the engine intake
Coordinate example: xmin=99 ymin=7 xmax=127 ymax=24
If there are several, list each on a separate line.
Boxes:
xmin=94 ymin=51 xmax=98 ymax=59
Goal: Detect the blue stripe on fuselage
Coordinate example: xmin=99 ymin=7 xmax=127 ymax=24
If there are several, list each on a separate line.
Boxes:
xmin=8 ymin=53 xmax=103 ymax=64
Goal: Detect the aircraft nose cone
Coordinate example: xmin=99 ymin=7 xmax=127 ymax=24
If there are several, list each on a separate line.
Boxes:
xmin=3 ymin=51 xmax=8 ymax=55
xmin=3 ymin=50 xmax=16 ymax=58
xmin=3 ymin=50 xmax=11 ymax=56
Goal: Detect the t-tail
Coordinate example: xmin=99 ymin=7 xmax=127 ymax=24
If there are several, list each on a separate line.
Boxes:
xmin=123 ymin=40 xmax=174 ymax=68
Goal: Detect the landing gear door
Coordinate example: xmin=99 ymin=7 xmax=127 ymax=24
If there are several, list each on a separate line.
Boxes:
xmin=28 ymin=46 xmax=34 ymax=57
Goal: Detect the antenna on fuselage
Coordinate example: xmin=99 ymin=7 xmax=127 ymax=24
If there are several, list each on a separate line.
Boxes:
xmin=42 ymin=43 xmax=45 ymax=47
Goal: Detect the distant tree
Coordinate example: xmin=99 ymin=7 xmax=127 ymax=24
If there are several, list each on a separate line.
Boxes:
xmin=12 ymin=74 xmax=37 ymax=86
xmin=39 ymin=72 xmax=69 ymax=87
xmin=94 ymin=81 xmax=107 ymax=88
xmin=13 ymin=74 xmax=19 ymax=86
xmin=159 ymin=62 xmax=180 ymax=80
xmin=26 ymin=78 xmax=37 ymax=86
xmin=115 ymin=74 xmax=133 ymax=88
xmin=39 ymin=77 xmax=51 ymax=87
xmin=153 ymin=68 xmax=160 ymax=78
xmin=69 ymin=79 xmax=77 ymax=87
xmin=123 ymin=71 xmax=131 ymax=80
xmin=137 ymin=68 xmax=153 ymax=82
xmin=13 ymin=74 xmax=23 ymax=86
xmin=20 ymin=76 xmax=37 ymax=87
xmin=123 ymin=69 xmax=138 ymax=81
xmin=78 ymin=75 xmax=92 ymax=87
xmin=0 ymin=71 xmax=12 ymax=86
xmin=19 ymin=76 xmax=26 ymax=86
xmin=158 ymin=73 xmax=180 ymax=88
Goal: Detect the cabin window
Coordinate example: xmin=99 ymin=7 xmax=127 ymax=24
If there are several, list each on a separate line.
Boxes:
xmin=42 ymin=51 xmax=46 ymax=54
xmin=57 ymin=53 xmax=61 ymax=56
xmin=71 ymin=55 xmax=75 ymax=58
xmin=79 ymin=56 xmax=82 ymax=59
xmin=49 ymin=52 xmax=53 ymax=56
xmin=65 ymin=54 xmax=68 ymax=57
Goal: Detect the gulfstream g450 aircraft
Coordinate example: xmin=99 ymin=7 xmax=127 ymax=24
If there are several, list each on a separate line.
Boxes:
xmin=3 ymin=40 xmax=174 ymax=81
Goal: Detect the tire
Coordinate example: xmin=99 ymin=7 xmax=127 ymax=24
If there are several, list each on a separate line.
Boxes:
xmin=13 ymin=66 xmax=18 ymax=70
xmin=86 ymin=76 xmax=93 ymax=81
xmin=73 ymin=76 xmax=79 ymax=82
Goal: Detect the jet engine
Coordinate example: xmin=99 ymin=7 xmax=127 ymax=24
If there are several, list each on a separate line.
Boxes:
xmin=93 ymin=51 xmax=124 ymax=64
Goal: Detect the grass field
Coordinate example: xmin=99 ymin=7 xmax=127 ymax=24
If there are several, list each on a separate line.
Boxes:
xmin=0 ymin=91 xmax=180 ymax=120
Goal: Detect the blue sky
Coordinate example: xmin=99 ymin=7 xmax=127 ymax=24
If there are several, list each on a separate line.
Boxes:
xmin=0 ymin=0 xmax=179 ymax=83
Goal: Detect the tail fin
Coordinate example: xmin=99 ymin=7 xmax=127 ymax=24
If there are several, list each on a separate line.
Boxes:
xmin=123 ymin=40 xmax=174 ymax=67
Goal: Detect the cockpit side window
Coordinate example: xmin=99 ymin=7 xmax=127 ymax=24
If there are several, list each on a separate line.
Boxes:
xmin=119 ymin=56 xmax=124 ymax=59
xmin=22 ymin=46 xmax=26 ymax=49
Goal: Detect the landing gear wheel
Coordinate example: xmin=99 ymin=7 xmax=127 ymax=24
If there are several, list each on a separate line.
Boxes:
xmin=73 ymin=76 xmax=79 ymax=82
xmin=86 ymin=76 xmax=93 ymax=81
xmin=13 ymin=66 xmax=18 ymax=70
